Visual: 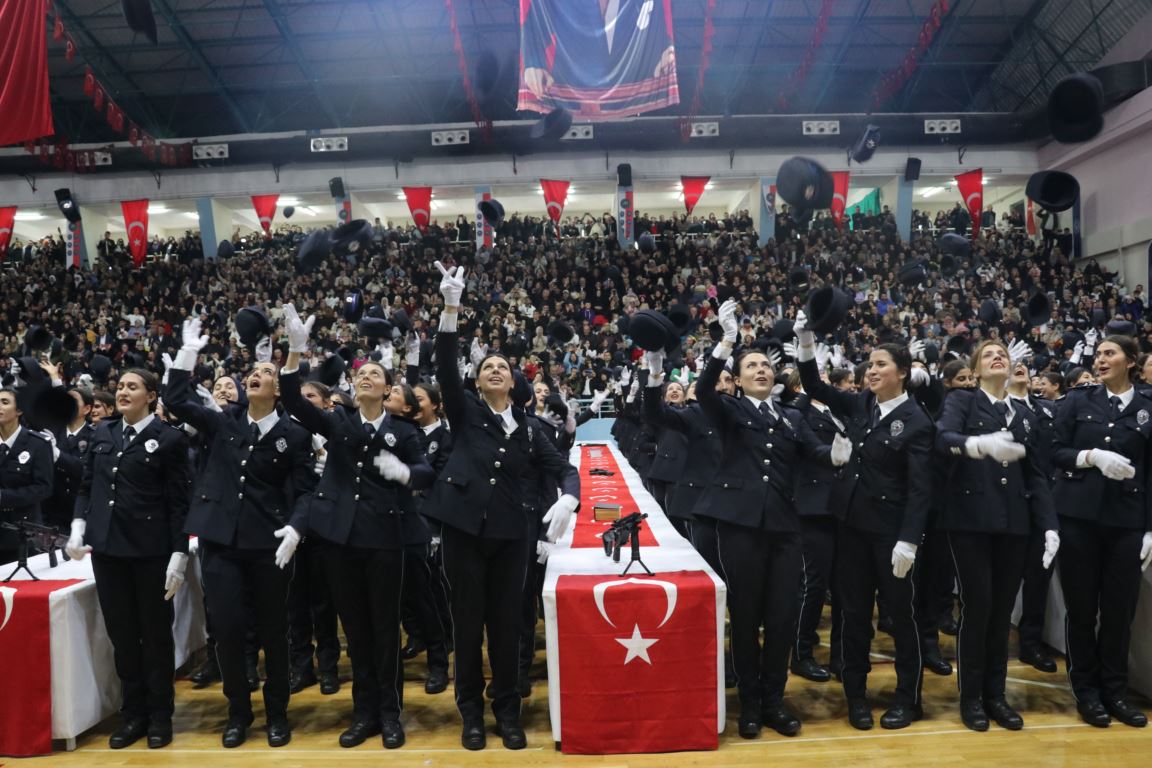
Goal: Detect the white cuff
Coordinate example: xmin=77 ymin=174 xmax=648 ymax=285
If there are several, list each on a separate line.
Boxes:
xmin=797 ymin=343 xmax=815 ymax=363
xmin=1076 ymin=449 xmax=1093 ymax=469
xmin=280 ymin=365 xmax=300 ymax=376
xmin=173 ymin=348 xmax=199 ymax=371
xmin=646 ymin=373 xmax=665 ymax=387
xmin=439 ymin=313 xmax=459 ymax=333
xmin=711 ymin=343 xmax=732 ymax=361
xmin=965 ymin=436 xmax=984 ymax=460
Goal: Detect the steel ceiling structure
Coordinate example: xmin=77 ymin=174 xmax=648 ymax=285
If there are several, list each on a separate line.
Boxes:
xmin=39 ymin=0 xmax=1152 ymax=145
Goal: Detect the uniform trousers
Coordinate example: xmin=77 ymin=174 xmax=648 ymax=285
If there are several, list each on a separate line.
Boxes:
xmin=648 ymin=478 xmax=672 ymax=513
xmin=440 ymin=524 xmax=529 ymax=724
xmin=1057 ymin=517 xmax=1144 ymax=703
xmin=321 ymin=542 xmax=405 ymax=723
xmin=836 ymin=523 xmax=923 ymax=706
xmin=91 ymin=553 xmax=175 ymax=723
xmin=794 ymin=515 xmax=836 ymax=662
xmin=201 ymin=543 xmax=291 ymax=723
xmin=714 ymin=520 xmax=802 ymax=710
xmin=519 ymin=540 xmax=547 ymax=677
xmin=946 ymin=531 xmax=1028 ymax=702
xmin=1017 ymin=527 xmax=1054 ymax=652
xmin=915 ymin=529 xmax=954 ymax=656
xmin=402 ymin=543 xmax=450 ymax=674
xmin=287 ymin=537 xmax=341 ymax=678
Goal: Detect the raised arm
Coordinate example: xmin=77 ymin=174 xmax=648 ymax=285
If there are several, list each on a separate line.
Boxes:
xmin=434 ymin=260 xmax=470 ymax=430
xmin=165 ymin=316 xmax=225 ymax=435
xmin=278 ymin=304 xmax=339 ymax=439
xmin=795 ymin=311 xmax=859 ymax=418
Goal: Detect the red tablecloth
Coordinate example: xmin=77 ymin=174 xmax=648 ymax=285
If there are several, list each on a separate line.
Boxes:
xmin=572 ymin=445 xmax=657 ymax=549
xmin=0 ymin=578 xmax=84 ymax=756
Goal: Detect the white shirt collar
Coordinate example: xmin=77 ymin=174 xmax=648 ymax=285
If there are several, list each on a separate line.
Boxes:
xmin=981 ymin=388 xmax=1014 ymax=424
xmin=2 ymin=425 xmax=22 ymax=450
xmin=488 ymin=404 xmax=518 ymax=434
xmin=1106 ymin=386 xmax=1136 ymax=410
xmin=876 ymin=391 xmax=910 ymax=419
xmin=247 ymin=409 xmax=280 ymax=439
xmin=123 ymin=414 xmax=154 ymax=439
xmin=360 ymin=410 xmax=387 ymax=432
xmin=742 ymin=393 xmax=778 ymax=419
xmin=67 ymin=423 xmax=87 ymax=438
xmin=422 ymin=419 xmax=442 ymax=436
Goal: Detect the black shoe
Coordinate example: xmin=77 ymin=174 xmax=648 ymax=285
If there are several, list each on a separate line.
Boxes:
xmin=1019 ymin=645 xmax=1058 ymax=673
xmin=880 ymin=703 xmax=923 ymax=730
xmin=246 ymin=664 xmax=261 ymax=693
xmin=319 ymin=672 xmax=341 ymax=695
xmin=401 ymin=639 xmax=427 ymax=660
xmin=960 ymin=700 xmax=989 ymax=732
xmin=1077 ymin=700 xmax=1111 ymax=728
xmin=940 ymin=615 xmax=960 ymax=636
xmin=876 ymin=615 xmax=895 ymax=635
xmin=495 ymin=720 xmax=527 ymax=750
xmin=790 ymin=657 xmax=831 ymax=683
xmin=923 ymin=653 xmax=953 ymax=676
xmin=1105 ymin=699 xmax=1148 ymax=728
xmin=762 ymin=705 xmax=801 ymax=737
xmin=109 ymin=718 xmax=148 ymax=749
xmin=267 ymin=719 xmax=292 ymax=747
xmin=425 ymin=669 xmax=449 ymax=695
xmin=847 ymin=699 xmax=873 ymax=731
xmin=222 ymin=721 xmax=249 ymax=748
xmin=461 ymin=721 xmax=487 ymax=750
xmin=517 ymin=670 xmax=532 ymax=698
xmin=289 ymin=669 xmax=317 ymax=694
xmin=738 ymin=707 xmax=762 ymax=739
xmin=339 ymin=719 xmax=382 ymax=748
xmin=189 ymin=655 xmax=220 ymax=687
xmin=382 ymin=720 xmax=406 ymax=749
xmin=986 ymin=697 xmax=1024 ymax=730
xmin=146 ymin=721 xmax=172 ymax=749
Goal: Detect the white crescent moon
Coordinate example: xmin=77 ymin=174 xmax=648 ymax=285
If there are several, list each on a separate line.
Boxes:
xmin=833 ymin=193 xmax=847 ymax=206
xmin=592 ymin=578 xmax=679 ymax=629
xmin=546 ymin=201 xmax=564 ymax=219
xmin=0 ymin=586 xmax=15 ymax=632
xmin=411 ymin=208 xmax=430 ymax=222
xmin=965 ymin=192 xmax=981 ymax=208
xmin=127 ymin=221 xmax=146 ymax=238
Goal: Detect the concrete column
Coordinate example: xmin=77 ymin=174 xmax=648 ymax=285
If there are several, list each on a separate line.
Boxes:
xmin=76 ymin=206 xmax=105 ymax=267
xmin=197 ymin=197 xmax=233 ymax=259
xmin=893 ymin=175 xmax=914 ymax=242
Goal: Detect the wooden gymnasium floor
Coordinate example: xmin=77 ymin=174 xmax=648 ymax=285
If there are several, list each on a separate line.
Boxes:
xmin=25 ymin=619 xmax=1150 ymax=767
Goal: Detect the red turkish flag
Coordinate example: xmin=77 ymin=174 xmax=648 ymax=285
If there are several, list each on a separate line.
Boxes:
xmin=83 ymin=66 xmax=95 ymax=96
xmin=251 ymin=194 xmax=279 ymax=236
xmin=128 ymin=122 xmax=139 ymax=145
xmin=93 ymin=81 xmax=105 ymax=111
xmin=830 ymin=170 xmax=851 ymax=228
xmin=955 ymin=168 xmax=983 ymax=231
xmin=53 ymin=12 xmax=63 ymax=41
xmin=556 ymin=570 xmax=719 ymax=754
xmin=121 ymin=199 xmax=150 ymax=266
xmin=680 ymin=176 xmax=710 ymax=216
xmin=1026 ymin=197 xmax=1037 ymax=236
xmin=540 ymin=179 xmax=570 ymax=224
xmin=0 ymin=0 xmax=54 ymax=146
xmin=402 ymin=186 xmax=432 ymax=232
xmin=0 ymin=206 xmax=16 ymax=261
xmin=65 ymin=34 xmax=76 ymax=61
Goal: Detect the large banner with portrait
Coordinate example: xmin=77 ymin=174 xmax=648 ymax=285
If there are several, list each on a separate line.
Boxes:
xmin=518 ymin=0 xmax=679 ymax=120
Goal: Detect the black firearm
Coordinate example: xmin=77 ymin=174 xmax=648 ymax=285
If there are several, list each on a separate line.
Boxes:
xmin=1 ymin=520 xmax=71 ymax=578
xmin=601 ymin=512 xmax=649 ymax=568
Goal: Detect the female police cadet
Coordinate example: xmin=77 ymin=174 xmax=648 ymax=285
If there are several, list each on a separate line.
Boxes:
xmin=65 ymin=369 xmax=190 ymax=750
xmin=1052 ymin=334 xmax=1152 ymax=728
xmin=695 ymin=299 xmax=851 ymax=739
xmin=934 ymin=340 xmax=1059 ymax=731
xmin=424 ymin=261 xmax=579 ymax=751
xmin=796 ymin=314 xmax=934 ymax=732
xmin=164 ymin=316 xmax=317 ymax=748
xmin=643 ymin=379 xmax=688 ymax=519
xmin=0 ymin=385 xmax=55 ymax=567
xmin=278 ymin=304 xmax=433 ymax=750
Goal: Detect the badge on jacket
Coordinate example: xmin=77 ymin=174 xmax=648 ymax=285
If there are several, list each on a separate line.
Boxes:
xmin=890 ymin=420 xmax=904 ymax=437
xmin=428 ymin=441 xmax=438 ymax=455
xmin=1139 ymin=409 xmax=1149 ymax=426
xmin=145 ymin=439 xmax=159 ymax=454
xmin=384 ymin=432 xmax=396 ymax=447
xmin=275 ymin=437 xmax=288 ymax=453
xmin=17 ymin=451 xmax=29 ymax=465
xmin=78 ymin=440 xmax=88 ymax=452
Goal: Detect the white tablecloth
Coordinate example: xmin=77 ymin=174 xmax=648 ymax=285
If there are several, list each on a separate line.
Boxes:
xmin=542 ymin=441 xmax=727 ymax=741
xmin=3 ymin=550 xmax=206 ymax=743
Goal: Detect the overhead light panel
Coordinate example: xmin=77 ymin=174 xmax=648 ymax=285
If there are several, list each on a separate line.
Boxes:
xmin=14 ymin=211 xmax=46 ymax=221
xmin=924 ymin=119 xmax=961 ymax=135
xmin=802 ymin=120 xmax=840 ymax=136
xmin=563 ymin=125 xmax=594 ymax=140
xmin=147 ymin=205 xmax=170 ymax=214
xmin=431 ymin=130 xmax=470 ymax=146
xmin=310 ymin=137 xmax=348 ymax=152
xmin=919 ymin=186 xmax=945 ymax=198
xmin=689 ymin=121 xmax=719 ymax=137
xmin=193 ymin=143 xmax=229 ymax=160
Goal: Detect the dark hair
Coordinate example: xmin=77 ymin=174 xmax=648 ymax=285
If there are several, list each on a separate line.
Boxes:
xmin=92 ymin=390 xmax=115 ymax=409
xmin=301 ymin=380 xmax=332 ymax=402
xmin=478 ymin=352 xmax=512 ymax=373
xmin=853 ymin=361 xmax=868 ymax=388
xmin=941 ymin=359 xmax=971 ymax=385
xmin=392 ymin=382 xmax=421 ymax=420
xmin=69 ymin=387 xmax=95 ymax=407
xmin=1065 ymin=366 xmax=1092 ymax=387
xmin=415 ymin=382 xmax=444 ymax=418
xmin=0 ymin=387 xmax=19 ymax=408
xmin=1102 ymin=334 xmax=1140 ymax=382
xmin=1039 ymin=370 xmax=1064 ymax=394
xmin=119 ymin=368 xmax=160 ymax=409
xmin=733 ymin=349 xmax=774 ymax=378
xmin=829 ymin=369 xmax=852 ymax=388
xmin=356 ymin=360 xmax=393 ymax=386
xmin=872 ymin=343 xmax=912 ymax=389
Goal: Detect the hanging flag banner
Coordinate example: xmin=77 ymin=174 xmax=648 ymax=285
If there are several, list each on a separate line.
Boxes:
xmin=121 ymin=199 xmax=150 ymax=267
xmin=518 ymin=0 xmax=679 ymax=120
xmin=334 ymin=195 xmax=352 ymax=225
xmin=758 ymin=178 xmax=775 ymax=247
xmin=954 ymin=168 xmax=983 ymax=232
xmin=1026 ymin=198 xmax=1036 ymax=236
xmin=403 ymin=186 xmax=432 ymax=232
xmin=616 ymin=184 xmax=635 ymax=250
xmin=250 ymin=194 xmax=279 ymax=237
xmin=0 ymin=206 xmax=15 ymax=261
xmin=680 ymin=176 xmax=710 ymax=216
xmin=65 ymin=220 xmax=84 ymax=269
xmin=474 ymin=185 xmax=494 ymax=250
xmin=540 ymin=179 xmax=571 ymax=224
xmin=0 ymin=0 xmax=54 ymax=147
xmin=829 ymin=171 xmax=851 ymax=228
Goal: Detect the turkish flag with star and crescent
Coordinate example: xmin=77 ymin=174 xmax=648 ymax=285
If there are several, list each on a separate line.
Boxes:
xmin=540 ymin=179 xmax=570 ymax=224
xmin=0 ymin=206 xmax=16 ymax=261
xmin=556 ymin=570 xmax=718 ymax=753
xmin=251 ymin=194 xmax=279 ymax=238
xmin=402 ymin=186 xmax=432 ymax=232
xmin=830 ymin=170 xmax=851 ymax=228
xmin=121 ymin=199 xmax=150 ymax=266
xmin=955 ymin=168 xmax=983 ymax=231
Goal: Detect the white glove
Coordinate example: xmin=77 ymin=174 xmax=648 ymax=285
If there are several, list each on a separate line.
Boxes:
xmin=541 ymin=407 xmax=564 ymax=429
xmin=965 ymin=431 xmax=1026 ymax=463
xmin=181 ymin=316 xmax=209 ymax=353
xmin=273 ymin=525 xmax=301 ymax=569
xmin=830 ymin=433 xmax=852 ymax=466
xmin=644 ymin=349 xmax=666 ymax=380
xmin=1007 ymin=338 xmax=1032 ymax=365
xmin=163 ymin=552 xmax=188 ymax=600
xmin=909 ymin=367 xmax=930 ymax=388
xmin=1084 ymin=328 xmax=1098 ymax=354
xmin=542 ymin=494 xmax=579 ymax=542
xmin=766 ymin=349 xmax=782 ymax=370
xmin=470 ymin=337 xmax=488 ymax=370
xmin=405 ymin=333 xmax=421 ymax=365
xmin=1141 ymin=532 xmax=1152 ymax=571
xmin=161 ymin=352 xmax=174 ymax=384
xmin=717 ymin=298 xmax=739 ymax=342
xmin=831 ymin=344 xmax=845 ymax=369
xmin=815 ymin=343 xmax=832 ymax=371
xmin=282 ymin=303 xmax=316 ymax=353
xmin=435 ymin=260 xmax=467 ymax=307
xmin=590 ymin=389 xmax=609 ymax=411
xmin=196 ymin=384 xmax=223 ymax=412
xmin=536 ymin=540 xmax=555 ymax=564
xmin=1042 ymin=530 xmax=1060 ymax=570
xmin=626 ymin=377 xmax=641 ymax=403
xmin=65 ymin=519 xmax=91 ymax=561
xmin=373 ymin=450 xmax=411 ymax=485
xmin=377 ymin=340 xmax=394 ymax=370
xmin=908 ymin=338 xmax=926 ymax=362
xmin=38 ymin=429 xmax=60 ymax=462
xmin=1087 ymin=448 xmax=1136 ymax=481
xmin=188 ymin=537 xmax=199 ymax=556
xmin=675 ymin=366 xmax=691 ymax=386
xmin=891 ymin=541 xmax=918 ymax=579
xmin=782 ymin=341 xmax=798 ymax=360
xmin=255 ymin=336 xmax=273 ymax=363
xmin=620 ymin=367 xmax=632 ymax=387
xmin=1069 ymin=340 xmax=1085 ymax=365
xmin=794 ymin=310 xmax=815 ymax=348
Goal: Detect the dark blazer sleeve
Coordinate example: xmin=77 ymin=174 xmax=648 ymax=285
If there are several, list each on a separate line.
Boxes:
xmin=164 ymin=429 xmax=192 ymax=554
xmin=935 ymin=389 xmax=974 ymax=456
xmin=73 ymin=433 xmax=97 ymax=521
xmin=1050 ymin=392 xmax=1082 ymax=472
xmin=697 ymin=353 xmax=736 ymax=431
xmin=164 ymin=368 xmax=224 ymax=436
xmin=435 ymin=329 xmax=469 ymax=431
xmin=397 ymin=425 xmax=434 ymax=491
xmin=55 ymin=446 xmax=85 ymax=486
xmin=4 ymin=437 xmax=55 ymax=509
xmin=278 ymin=368 xmax=339 ymax=438
xmin=793 ymin=411 xmax=835 ymax=467
xmin=899 ymin=420 xmax=934 ymax=543
xmin=643 ymin=384 xmax=693 ymax=432
xmin=798 ymin=357 xmax=860 ymax=419
xmin=534 ymin=425 xmax=580 ymax=499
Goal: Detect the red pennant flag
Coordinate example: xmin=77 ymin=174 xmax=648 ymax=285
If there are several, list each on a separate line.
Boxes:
xmin=540 ymin=179 xmax=570 ymax=224
xmin=830 ymin=171 xmax=851 ymax=228
xmin=250 ymin=194 xmax=279 ymax=236
xmin=680 ymin=176 xmax=710 ymax=216
xmin=106 ymin=100 xmax=117 ymax=129
xmin=0 ymin=0 xmax=54 ymax=147
xmin=93 ymin=82 xmax=105 ymax=111
xmin=178 ymin=143 xmax=192 ymax=166
xmin=83 ymin=66 xmax=94 ymax=96
xmin=0 ymin=206 xmax=16 ymax=261
xmin=128 ymin=122 xmax=139 ymax=145
xmin=402 ymin=186 xmax=433 ymax=232
xmin=65 ymin=34 xmax=75 ymax=60
xmin=1026 ymin=198 xmax=1037 ymax=236
xmin=121 ymin=199 xmax=149 ymax=267
xmin=53 ymin=13 xmax=63 ymax=41
xmin=954 ymin=168 xmax=983 ymax=231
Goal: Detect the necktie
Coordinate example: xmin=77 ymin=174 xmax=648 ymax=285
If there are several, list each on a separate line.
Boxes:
xmin=123 ymin=425 xmax=136 ymax=444
xmin=758 ymin=401 xmax=777 ymax=425
xmin=250 ymin=422 xmax=262 ymax=443
xmin=870 ymin=404 xmax=882 ymax=428
xmin=364 ymin=422 xmax=377 ymax=439
xmin=993 ymin=400 xmax=1010 ymax=425
xmin=1110 ymin=396 xmax=1122 ymax=419
xmin=0 ymin=445 xmax=8 ymax=463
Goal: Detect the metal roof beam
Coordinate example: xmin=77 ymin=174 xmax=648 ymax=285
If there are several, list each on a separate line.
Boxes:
xmin=810 ymin=0 xmax=874 ymax=112
xmin=259 ymin=0 xmax=343 ymax=128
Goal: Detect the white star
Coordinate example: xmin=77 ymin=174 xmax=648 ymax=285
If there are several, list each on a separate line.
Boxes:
xmin=615 ymin=623 xmax=658 ymax=665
